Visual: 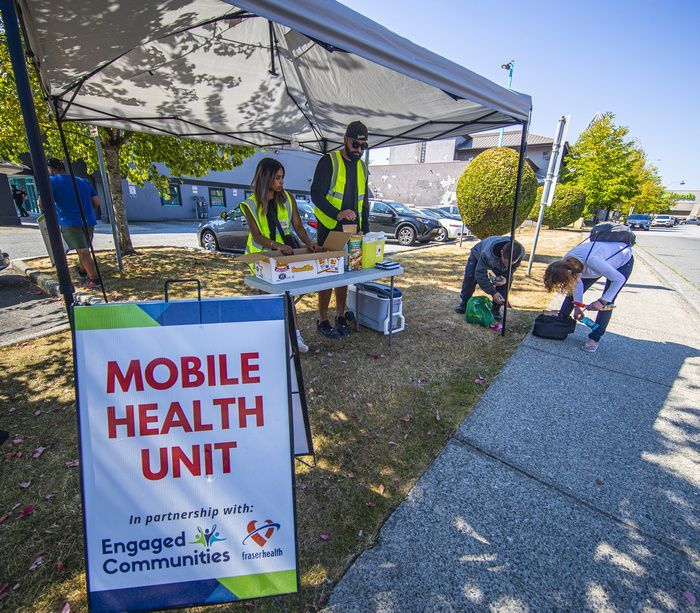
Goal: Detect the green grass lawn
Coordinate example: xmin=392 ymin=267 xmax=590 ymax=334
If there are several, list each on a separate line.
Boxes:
xmin=0 ymin=229 xmax=581 ymax=611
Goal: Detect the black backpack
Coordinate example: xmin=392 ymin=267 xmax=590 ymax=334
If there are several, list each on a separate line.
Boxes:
xmin=589 ymin=222 xmax=636 ymax=247
xmin=532 ymin=314 xmax=576 ymax=340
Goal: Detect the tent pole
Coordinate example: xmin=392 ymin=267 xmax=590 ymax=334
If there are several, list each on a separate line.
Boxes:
xmin=501 ymin=120 xmax=529 ymax=337
xmin=0 ymin=0 xmax=75 ymax=314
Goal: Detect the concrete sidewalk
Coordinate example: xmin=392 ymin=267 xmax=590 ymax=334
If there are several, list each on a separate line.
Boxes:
xmin=327 ymin=256 xmax=699 ymax=611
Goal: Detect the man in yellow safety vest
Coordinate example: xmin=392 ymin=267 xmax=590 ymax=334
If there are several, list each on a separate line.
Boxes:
xmin=310 ymin=121 xmax=370 ymax=339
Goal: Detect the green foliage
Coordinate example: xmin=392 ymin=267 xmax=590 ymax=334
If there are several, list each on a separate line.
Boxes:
xmin=1 ymin=32 xmax=253 ymax=250
xmin=456 ymin=147 xmax=537 ymax=239
xmin=620 ymin=150 xmax=670 ymax=215
xmin=530 ymin=183 xmax=586 ymax=228
xmin=562 ymin=112 xmax=665 ymax=217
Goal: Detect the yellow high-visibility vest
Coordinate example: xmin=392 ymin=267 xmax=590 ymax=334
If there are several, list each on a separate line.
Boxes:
xmin=240 ymin=190 xmax=294 ymax=259
xmin=314 ymin=150 xmax=367 ymax=230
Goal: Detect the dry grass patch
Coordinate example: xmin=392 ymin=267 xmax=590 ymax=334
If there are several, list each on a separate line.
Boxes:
xmin=1 ymin=230 xmax=582 ymax=611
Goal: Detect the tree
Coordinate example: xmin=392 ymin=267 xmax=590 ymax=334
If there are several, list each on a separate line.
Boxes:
xmin=562 ymin=113 xmax=638 ymax=218
xmin=456 ymin=147 xmax=537 ymax=239
xmin=530 ymin=184 xmax=586 ymax=228
xmin=620 ymin=151 xmax=670 ymax=215
xmin=1 ymin=31 xmax=253 ymax=254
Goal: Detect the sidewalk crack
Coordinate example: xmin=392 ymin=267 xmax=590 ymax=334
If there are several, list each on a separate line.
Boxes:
xmin=449 ymin=436 xmax=698 ymax=563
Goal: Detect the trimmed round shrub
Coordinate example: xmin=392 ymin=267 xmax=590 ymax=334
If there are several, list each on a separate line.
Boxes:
xmin=456 ymin=147 xmax=537 ymax=239
xmin=530 ymin=183 xmax=586 ymax=228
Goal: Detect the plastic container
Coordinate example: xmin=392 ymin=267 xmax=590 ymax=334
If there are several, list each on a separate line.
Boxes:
xmin=347 ymin=282 xmax=405 ymax=335
xmin=361 ymin=232 xmax=386 ymax=268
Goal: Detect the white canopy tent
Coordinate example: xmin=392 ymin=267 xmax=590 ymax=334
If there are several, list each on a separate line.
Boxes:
xmin=18 ymin=0 xmax=531 ymax=152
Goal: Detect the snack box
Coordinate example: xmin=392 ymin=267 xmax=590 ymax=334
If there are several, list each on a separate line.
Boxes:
xmin=346 ymin=233 xmax=363 ymax=272
xmin=237 ymin=231 xmax=350 ymax=284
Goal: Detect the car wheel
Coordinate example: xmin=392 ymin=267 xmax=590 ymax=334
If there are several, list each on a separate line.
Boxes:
xmin=396 ymin=225 xmax=416 ymax=246
xmin=200 ymin=230 xmax=219 ymax=252
xmin=435 ymin=227 xmax=448 ymax=242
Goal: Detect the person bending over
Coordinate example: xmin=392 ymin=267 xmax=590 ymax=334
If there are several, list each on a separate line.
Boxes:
xmin=544 ymin=239 xmax=633 ymax=353
xmin=455 ymin=236 xmax=525 ymax=322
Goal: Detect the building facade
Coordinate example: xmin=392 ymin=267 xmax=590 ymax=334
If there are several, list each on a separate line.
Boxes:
xmin=369 ymin=131 xmax=561 ymax=208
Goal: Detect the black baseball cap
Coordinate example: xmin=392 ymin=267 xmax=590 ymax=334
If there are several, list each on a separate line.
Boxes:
xmin=345 ymin=121 xmax=368 ymax=141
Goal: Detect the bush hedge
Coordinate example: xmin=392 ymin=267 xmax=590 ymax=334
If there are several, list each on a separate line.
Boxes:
xmin=456 ymin=148 xmax=537 ymax=239
xmin=529 ymin=183 xmax=586 ymax=228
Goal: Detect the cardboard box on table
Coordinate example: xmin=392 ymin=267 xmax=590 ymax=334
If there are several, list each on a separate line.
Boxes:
xmin=238 ymin=231 xmax=350 ymax=284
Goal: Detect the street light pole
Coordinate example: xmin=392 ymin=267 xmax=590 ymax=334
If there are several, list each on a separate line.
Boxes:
xmin=497 ymin=60 xmax=515 ymax=148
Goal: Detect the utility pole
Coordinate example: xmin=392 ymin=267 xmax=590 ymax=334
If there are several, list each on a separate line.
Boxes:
xmin=497 ymin=60 xmax=515 ymax=147
xmin=527 ymin=115 xmax=570 ymax=276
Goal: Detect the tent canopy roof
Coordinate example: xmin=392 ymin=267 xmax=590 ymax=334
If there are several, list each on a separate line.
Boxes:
xmin=19 ymin=0 xmax=531 ymax=153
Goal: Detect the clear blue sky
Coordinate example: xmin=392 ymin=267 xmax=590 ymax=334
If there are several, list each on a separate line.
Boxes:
xmin=340 ymin=0 xmax=700 ymax=189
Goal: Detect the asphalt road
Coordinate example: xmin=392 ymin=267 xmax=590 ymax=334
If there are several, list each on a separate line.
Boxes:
xmin=633 ymin=223 xmax=700 ymax=289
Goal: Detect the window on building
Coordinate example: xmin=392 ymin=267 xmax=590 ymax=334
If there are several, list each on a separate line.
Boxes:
xmin=161 ymin=183 xmax=182 ymax=206
xmin=542 ymin=151 xmax=551 ymax=160
xmin=209 ymin=187 xmax=226 ymax=207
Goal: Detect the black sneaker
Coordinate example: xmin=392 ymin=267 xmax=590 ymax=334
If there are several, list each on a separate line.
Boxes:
xmin=335 ymin=315 xmax=350 ymax=337
xmin=344 ymin=310 xmax=356 ymax=324
xmin=454 ymin=302 xmax=466 ymax=314
xmin=75 ymin=266 xmax=88 ymax=280
xmin=317 ymin=319 xmax=340 ymax=340
xmin=491 ymin=310 xmax=503 ymax=323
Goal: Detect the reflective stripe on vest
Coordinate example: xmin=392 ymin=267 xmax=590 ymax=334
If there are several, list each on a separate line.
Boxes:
xmin=314 ymin=150 xmax=367 ymax=230
xmin=241 ymin=191 xmax=293 ymax=256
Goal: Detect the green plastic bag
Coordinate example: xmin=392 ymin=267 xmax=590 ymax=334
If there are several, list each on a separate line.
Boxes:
xmin=465 ymin=296 xmax=495 ymax=327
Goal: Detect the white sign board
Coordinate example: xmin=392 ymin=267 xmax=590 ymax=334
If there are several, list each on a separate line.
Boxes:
xmin=73 ymin=296 xmax=298 ymax=611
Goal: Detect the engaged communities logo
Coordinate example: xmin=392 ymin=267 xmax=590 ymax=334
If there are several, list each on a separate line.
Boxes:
xmin=100 ymin=524 xmax=229 ymax=575
xmin=241 ymin=519 xmax=284 ymax=561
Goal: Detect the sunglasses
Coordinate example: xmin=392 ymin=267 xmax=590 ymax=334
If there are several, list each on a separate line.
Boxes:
xmin=347 ymin=138 xmax=368 ymax=150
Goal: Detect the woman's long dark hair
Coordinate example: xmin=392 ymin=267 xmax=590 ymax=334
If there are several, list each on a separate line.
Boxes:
xmin=544 ymin=256 xmax=584 ymax=294
xmin=252 ymin=157 xmax=285 ymax=215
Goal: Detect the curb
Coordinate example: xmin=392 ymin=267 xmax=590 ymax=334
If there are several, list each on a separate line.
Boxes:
xmin=633 ymin=245 xmax=700 ymax=321
xmin=10 ymin=257 xmax=105 ymax=306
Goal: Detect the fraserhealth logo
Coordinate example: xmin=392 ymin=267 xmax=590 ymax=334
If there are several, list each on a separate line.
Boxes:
xmin=242 ymin=519 xmax=280 ymax=548
xmin=190 ymin=524 xmax=226 ymax=548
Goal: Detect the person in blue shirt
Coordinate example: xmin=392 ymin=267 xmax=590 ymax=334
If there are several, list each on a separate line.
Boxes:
xmin=41 ymin=158 xmax=101 ymax=287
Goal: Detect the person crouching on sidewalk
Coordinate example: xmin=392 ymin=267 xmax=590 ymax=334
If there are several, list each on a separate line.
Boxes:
xmin=455 ymin=237 xmax=525 ymax=322
xmin=544 ymin=240 xmax=633 ymax=353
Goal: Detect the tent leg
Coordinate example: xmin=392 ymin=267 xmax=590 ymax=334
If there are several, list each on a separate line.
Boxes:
xmin=1 ymin=0 xmax=74 ymax=314
xmin=501 ymin=120 xmax=529 ymax=337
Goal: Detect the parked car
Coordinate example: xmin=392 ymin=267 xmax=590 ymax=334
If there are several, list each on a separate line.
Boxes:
xmin=436 ymin=204 xmax=460 ymax=217
xmin=683 ymin=216 xmax=698 ymax=225
xmin=197 ymin=204 xmax=317 ymax=252
xmin=368 ymin=199 xmax=441 ymax=245
xmin=652 ymin=214 xmax=674 ymax=228
xmin=417 ymin=208 xmax=465 ymax=242
xmin=0 ymin=246 xmax=9 ymax=271
xmin=625 ymin=214 xmax=651 ymax=231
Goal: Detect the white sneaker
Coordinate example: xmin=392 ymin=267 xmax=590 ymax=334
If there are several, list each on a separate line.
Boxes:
xmin=296 ymin=330 xmax=309 ymax=353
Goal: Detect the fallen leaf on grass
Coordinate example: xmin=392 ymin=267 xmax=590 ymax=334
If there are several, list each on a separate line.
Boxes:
xmin=366 ymin=500 xmax=376 ymax=508
xmin=318 ymin=595 xmax=327 ymax=606
xmin=18 ymin=482 xmax=31 ymax=489
xmin=387 ymin=441 xmax=397 ymax=446
xmin=61 ymin=604 xmax=71 ymax=613
xmin=32 ymin=447 xmax=47 ymax=459
xmin=18 ymin=506 xmax=34 ymax=518
xmin=12 ymin=436 xmax=23 ymax=445
xmin=378 ymin=484 xmax=386 ymax=495
xmin=346 ymin=472 xmax=355 ymax=479
xmin=0 ymin=583 xmax=9 ymax=596
xmin=366 ymin=402 xmax=373 ymax=409
xmin=8 ymin=407 xmax=16 ymax=413
xmin=57 ymin=560 xmax=64 ymax=573
xmin=0 ymin=513 xmax=11 ymax=525
xmin=44 ymin=493 xmax=54 ymax=501
xmin=330 ymin=418 xmax=342 ymax=426
xmin=399 ymin=415 xmax=411 ymax=422
xmin=34 ymin=411 xmax=41 ymax=417
xmin=349 ymin=411 xmax=358 ymax=419
xmin=319 ymin=533 xmax=331 ymax=542
xmin=65 ymin=459 xmax=80 ymax=468
xmin=474 ymin=377 xmax=486 ymax=385
xmin=682 ymin=591 xmax=696 ymax=606
xmin=11 ymin=503 xmax=21 ymax=512
xmin=3 ymin=452 xmax=15 ymax=460
xmin=596 ymin=479 xmax=604 ymax=486
xmin=29 ymin=555 xmax=44 ymax=571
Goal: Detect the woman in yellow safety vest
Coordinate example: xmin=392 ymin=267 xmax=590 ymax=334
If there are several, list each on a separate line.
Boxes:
xmin=240 ymin=157 xmax=319 ymax=352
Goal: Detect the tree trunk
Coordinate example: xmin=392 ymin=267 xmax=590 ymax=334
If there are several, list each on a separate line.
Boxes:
xmin=102 ymin=139 xmax=135 ymax=254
